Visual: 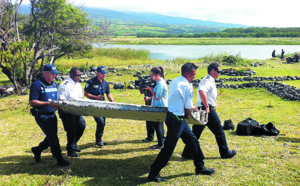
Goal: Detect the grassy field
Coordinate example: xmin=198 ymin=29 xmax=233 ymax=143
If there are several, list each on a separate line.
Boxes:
xmin=109 ymin=37 xmax=300 ymax=45
xmin=0 ymin=48 xmax=299 ymax=185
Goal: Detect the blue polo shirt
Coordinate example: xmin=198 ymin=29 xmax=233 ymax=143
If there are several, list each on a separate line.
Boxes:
xmin=29 ymin=78 xmax=58 ymax=113
xmin=152 ymin=78 xmax=168 ymax=107
xmin=84 ymin=76 xmax=110 ymax=101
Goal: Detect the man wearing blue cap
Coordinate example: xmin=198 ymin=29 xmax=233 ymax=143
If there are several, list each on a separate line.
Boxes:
xmin=84 ymin=66 xmax=114 ymax=147
xmin=29 ymin=65 xmax=70 ymax=166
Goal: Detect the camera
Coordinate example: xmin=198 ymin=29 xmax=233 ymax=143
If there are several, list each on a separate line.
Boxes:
xmin=134 ymin=74 xmax=156 ymax=90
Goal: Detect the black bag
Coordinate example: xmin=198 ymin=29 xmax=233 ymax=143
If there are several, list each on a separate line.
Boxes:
xmin=252 ymin=122 xmax=280 ymax=136
xmin=223 ymin=119 xmax=235 ymax=130
xmin=236 ymin=117 xmax=259 ymax=135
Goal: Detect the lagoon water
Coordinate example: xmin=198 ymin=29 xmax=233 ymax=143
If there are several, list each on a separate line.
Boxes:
xmin=93 ymin=43 xmax=300 ymax=61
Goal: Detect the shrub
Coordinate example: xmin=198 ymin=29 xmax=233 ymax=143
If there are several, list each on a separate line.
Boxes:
xmin=55 ymin=63 xmax=69 ymax=75
xmin=79 ymin=62 xmax=89 ymax=72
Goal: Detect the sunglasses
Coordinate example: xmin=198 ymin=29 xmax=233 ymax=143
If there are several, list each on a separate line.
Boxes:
xmin=214 ymin=69 xmax=222 ymax=74
xmin=74 ymin=74 xmax=81 ymax=77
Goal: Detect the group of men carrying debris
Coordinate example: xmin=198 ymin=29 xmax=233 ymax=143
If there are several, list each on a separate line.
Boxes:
xmin=29 ymin=62 xmax=237 ymax=182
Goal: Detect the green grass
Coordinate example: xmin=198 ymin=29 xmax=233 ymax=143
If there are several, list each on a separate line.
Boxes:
xmin=110 ymin=37 xmax=300 ymax=45
xmin=0 ymin=84 xmax=299 ymax=185
xmin=0 ymin=46 xmax=299 ymax=185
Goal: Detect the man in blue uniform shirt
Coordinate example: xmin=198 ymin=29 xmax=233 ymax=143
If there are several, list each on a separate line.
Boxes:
xmin=147 ymin=63 xmax=215 ymax=183
xmin=84 ymin=66 xmax=114 ymax=147
xmin=181 ymin=62 xmax=237 ymax=160
xmin=29 ymin=65 xmax=70 ymax=166
xmin=58 ymin=67 xmax=86 ymax=157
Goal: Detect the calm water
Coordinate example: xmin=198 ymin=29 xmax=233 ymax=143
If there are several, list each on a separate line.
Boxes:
xmin=93 ymin=43 xmax=300 ymax=61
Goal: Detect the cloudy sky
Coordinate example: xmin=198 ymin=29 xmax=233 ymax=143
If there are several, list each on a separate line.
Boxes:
xmin=23 ymin=0 xmax=299 ymax=27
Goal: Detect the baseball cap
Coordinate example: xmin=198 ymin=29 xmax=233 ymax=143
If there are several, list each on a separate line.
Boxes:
xmin=97 ymin=66 xmax=107 ymax=74
xmin=43 ymin=65 xmax=59 ymax=74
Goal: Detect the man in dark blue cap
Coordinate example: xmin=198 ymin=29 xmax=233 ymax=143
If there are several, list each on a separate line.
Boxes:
xmin=29 ymin=64 xmax=70 ymax=166
xmin=84 ymin=66 xmax=114 ymax=147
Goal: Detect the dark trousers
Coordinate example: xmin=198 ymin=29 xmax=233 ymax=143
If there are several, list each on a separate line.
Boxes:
xmin=146 ymin=121 xmax=165 ymax=141
xmin=94 ymin=116 xmax=106 ymax=142
xmin=149 ymin=112 xmax=205 ymax=176
xmin=58 ymin=110 xmax=86 ymax=151
xmin=34 ymin=113 xmax=62 ymax=159
xmin=182 ymin=106 xmax=229 ymax=158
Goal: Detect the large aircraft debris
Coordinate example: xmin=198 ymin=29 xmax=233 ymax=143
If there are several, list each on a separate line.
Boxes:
xmin=51 ymin=99 xmax=207 ymax=125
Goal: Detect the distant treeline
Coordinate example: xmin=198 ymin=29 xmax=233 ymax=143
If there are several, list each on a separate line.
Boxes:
xmin=137 ymin=27 xmax=300 ymax=38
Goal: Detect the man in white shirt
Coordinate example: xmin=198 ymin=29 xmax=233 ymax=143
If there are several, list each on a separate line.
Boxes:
xmin=58 ymin=67 xmax=86 ymax=157
xmin=182 ymin=62 xmax=237 ymax=159
xmin=147 ymin=63 xmax=215 ymax=183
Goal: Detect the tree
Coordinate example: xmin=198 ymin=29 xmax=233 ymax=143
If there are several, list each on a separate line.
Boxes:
xmin=0 ymin=0 xmax=108 ymax=92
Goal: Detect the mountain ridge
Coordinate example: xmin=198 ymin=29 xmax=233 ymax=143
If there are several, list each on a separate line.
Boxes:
xmin=84 ymin=7 xmax=247 ymax=28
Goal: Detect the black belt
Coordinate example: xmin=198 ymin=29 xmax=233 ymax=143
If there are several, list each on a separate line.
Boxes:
xmin=167 ymin=111 xmax=185 ymax=118
xmin=199 ymin=104 xmax=215 ymax=110
xmin=40 ymin=112 xmax=55 ymax=115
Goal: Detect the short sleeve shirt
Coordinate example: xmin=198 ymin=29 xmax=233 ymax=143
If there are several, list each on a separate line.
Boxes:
xmin=196 ymin=74 xmax=217 ymax=107
xmin=168 ymin=76 xmax=194 ymax=116
xmin=84 ymin=77 xmax=110 ymax=100
xmin=29 ymin=78 xmax=58 ymax=113
xmin=152 ymin=78 xmax=168 ymax=107
xmin=58 ymin=77 xmax=83 ymax=100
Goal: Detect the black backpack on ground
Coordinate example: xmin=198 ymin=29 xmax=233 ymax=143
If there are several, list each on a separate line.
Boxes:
xmin=252 ymin=122 xmax=280 ymax=136
xmin=223 ymin=119 xmax=235 ymax=130
xmin=236 ymin=117 xmax=259 ymax=135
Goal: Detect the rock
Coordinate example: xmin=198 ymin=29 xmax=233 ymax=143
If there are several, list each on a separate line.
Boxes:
xmin=4 ymin=87 xmax=14 ymax=93
xmin=113 ymin=82 xmax=125 ymax=89
xmin=127 ymin=84 xmax=135 ymax=89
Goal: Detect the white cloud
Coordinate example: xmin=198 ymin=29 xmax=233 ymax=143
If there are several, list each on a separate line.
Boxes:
xmin=21 ymin=0 xmax=300 ymax=27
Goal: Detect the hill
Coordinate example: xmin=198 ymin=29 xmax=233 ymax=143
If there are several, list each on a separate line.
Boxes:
xmin=20 ymin=5 xmax=247 ymax=36
xmin=84 ymin=8 xmax=247 ymax=36
xmin=84 ymin=8 xmax=246 ymax=28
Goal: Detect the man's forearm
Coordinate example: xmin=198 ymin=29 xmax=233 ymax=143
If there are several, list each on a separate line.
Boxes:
xmin=199 ymin=90 xmax=209 ymax=108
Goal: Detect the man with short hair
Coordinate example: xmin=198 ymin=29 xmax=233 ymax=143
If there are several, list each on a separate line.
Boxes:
xmin=147 ymin=63 xmax=215 ymax=183
xmin=84 ymin=66 xmax=114 ymax=147
xmin=182 ymin=62 xmax=237 ymax=160
xmin=58 ymin=67 xmax=86 ymax=157
xmin=30 ymin=65 xmax=70 ymax=166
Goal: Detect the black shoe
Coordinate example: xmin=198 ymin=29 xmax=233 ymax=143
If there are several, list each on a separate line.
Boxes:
xmin=66 ymin=146 xmax=81 ymax=152
xmin=31 ymin=146 xmax=41 ymax=163
xmin=75 ymin=146 xmax=81 ymax=152
xmin=67 ymin=150 xmax=80 ymax=157
xmin=95 ymin=140 xmax=107 ymax=147
xmin=147 ymin=174 xmax=167 ymax=182
xmin=221 ymin=150 xmax=237 ymax=159
xmin=142 ymin=138 xmax=154 ymax=142
xmin=195 ymin=166 xmax=216 ymax=175
xmin=57 ymin=158 xmax=71 ymax=166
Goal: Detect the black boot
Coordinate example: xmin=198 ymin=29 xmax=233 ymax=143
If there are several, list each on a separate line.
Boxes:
xmin=95 ymin=139 xmax=107 ymax=147
xmin=31 ymin=146 xmax=42 ymax=163
xmin=57 ymin=157 xmax=71 ymax=166
xmin=195 ymin=166 xmax=216 ymax=175
xmin=67 ymin=150 xmax=80 ymax=157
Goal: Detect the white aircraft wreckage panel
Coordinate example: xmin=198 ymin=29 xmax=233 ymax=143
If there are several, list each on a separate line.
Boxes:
xmin=51 ymin=99 xmax=207 ymax=125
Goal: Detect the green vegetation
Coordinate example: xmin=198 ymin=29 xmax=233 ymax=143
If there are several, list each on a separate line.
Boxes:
xmin=110 ymin=37 xmax=300 ymax=45
xmin=137 ymin=27 xmax=300 ymax=38
xmin=107 ymin=23 xmax=224 ymax=37
xmin=1 ymin=47 xmax=300 ymax=185
xmin=0 ymin=0 xmax=103 ymax=92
